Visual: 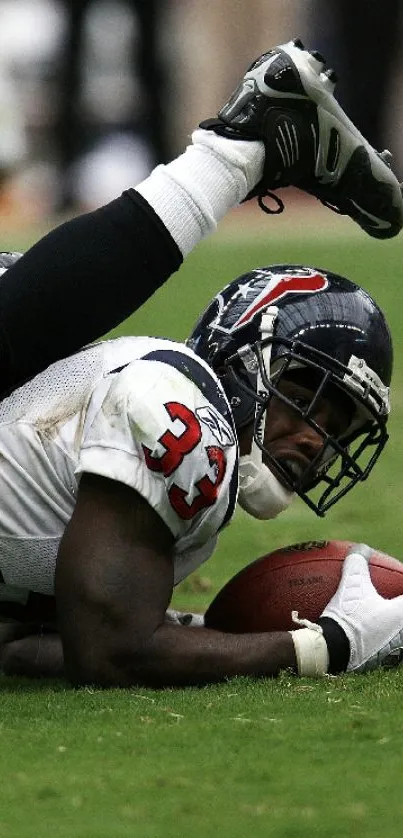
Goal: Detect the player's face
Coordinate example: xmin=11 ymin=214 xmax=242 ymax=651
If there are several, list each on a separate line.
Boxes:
xmin=238 ymin=370 xmax=353 ymax=487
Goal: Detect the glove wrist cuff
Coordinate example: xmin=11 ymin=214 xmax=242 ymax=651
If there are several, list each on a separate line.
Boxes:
xmin=317 ymin=617 xmax=350 ymax=673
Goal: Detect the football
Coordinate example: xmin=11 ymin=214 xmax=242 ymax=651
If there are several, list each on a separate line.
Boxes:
xmin=204 ymin=539 xmax=403 ymax=633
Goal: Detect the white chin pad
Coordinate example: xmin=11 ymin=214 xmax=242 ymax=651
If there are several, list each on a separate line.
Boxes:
xmin=238 ymin=455 xmax=295 ymax=520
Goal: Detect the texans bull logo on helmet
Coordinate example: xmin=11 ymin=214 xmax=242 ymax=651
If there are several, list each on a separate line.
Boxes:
xmin=207 ymin=268 xmax=329 ymax=335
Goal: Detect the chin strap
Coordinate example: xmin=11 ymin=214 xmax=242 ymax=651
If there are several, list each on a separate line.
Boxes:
xmin=253 ymin=307 xmax=278 ymax=444
xmin=237 ymin=306 xmax=295 ymax=520
xmin=249 ymin=306 xmax=284 ymax=481
xmin=238 ymin=452 xmax=294 ymax=519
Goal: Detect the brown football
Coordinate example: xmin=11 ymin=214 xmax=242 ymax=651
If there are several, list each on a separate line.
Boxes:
xmin=204 ymin=540 xmax=403 ymax=632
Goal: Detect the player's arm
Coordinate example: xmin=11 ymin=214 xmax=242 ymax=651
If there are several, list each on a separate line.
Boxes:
xmin=53 ymin=473 xmax=296 ymax=687
xmin=2 ymin=521 xmax=403 ymax=682
xmin=0 ymin=629 xmax=64 ymax=678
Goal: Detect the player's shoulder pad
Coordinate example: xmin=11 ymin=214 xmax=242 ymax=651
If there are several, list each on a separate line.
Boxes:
xmin=102 ymin=351 xmax=237 ymax=452
xmin=140 ymin=346 xmax=235 ymax=434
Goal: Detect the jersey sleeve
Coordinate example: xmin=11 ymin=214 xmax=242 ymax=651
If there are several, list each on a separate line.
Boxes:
xmin=76 ymin=359 xmax=238 ymax=542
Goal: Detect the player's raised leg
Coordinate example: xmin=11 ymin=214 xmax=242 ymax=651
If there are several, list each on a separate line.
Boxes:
xmin=0 ymin=134 xmax=264 ymax=394
xmin=0 ymin=38 xmax=401 ymax=397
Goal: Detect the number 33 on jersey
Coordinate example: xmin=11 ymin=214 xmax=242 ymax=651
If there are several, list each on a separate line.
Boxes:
xmin=138 ymin=351 xmax=238 ymax=531
xmin=79 ymin=344 xmax=239 ymax=546
xmin=143 ymin=400 xmax=227 ymax=520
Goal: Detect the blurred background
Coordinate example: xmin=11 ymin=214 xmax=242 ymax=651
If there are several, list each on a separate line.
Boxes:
xmin=0 ymin=0 xmax=402 ymax=222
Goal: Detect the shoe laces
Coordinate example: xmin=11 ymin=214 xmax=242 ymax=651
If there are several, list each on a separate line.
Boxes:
xmin=257 ymin=189 xmax=346 ymax=220
xmin=257 ymin=192 xmax=284 ymax=214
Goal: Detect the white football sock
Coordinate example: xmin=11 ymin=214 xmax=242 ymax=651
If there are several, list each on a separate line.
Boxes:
xmin=135 ymin=129 xmax=264 ymax=256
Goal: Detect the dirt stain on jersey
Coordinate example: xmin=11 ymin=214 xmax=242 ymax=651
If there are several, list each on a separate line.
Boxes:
xmin=34 ymin=393 xmax=90 ymax=454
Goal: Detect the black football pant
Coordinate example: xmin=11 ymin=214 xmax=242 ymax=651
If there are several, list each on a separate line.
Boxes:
xmin=0 ymin=190 xmax=182 ymax=397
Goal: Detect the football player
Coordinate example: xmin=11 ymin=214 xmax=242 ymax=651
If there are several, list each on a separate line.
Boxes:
xmin=0 ymin=266 xmax=401 ymax=684
xmin=0 ymin=40 xmax=402 ymax=685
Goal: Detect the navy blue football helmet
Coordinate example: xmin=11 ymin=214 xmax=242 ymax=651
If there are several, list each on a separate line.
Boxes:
xmin=187 ymin=265 xmax=392 ymax=516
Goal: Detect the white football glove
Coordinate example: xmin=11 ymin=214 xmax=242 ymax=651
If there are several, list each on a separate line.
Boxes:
xmin=290 ymin=543 xmax=403 ymax=675
xmin=321 ymin=543 xmax=403 ymax=672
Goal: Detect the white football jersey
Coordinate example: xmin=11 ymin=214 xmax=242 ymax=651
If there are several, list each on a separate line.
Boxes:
xmin=0 ymin=337 xmax=238 ymax=616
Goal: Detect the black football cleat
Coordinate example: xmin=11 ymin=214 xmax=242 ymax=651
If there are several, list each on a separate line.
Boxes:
xmin=200 ymin=39 xmax=403 ymax=239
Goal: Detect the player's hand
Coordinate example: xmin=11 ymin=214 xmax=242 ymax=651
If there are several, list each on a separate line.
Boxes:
xmin=321 ymin=543 xmax=403 ymax=672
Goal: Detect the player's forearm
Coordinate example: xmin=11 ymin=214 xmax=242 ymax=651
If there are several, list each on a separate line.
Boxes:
xmin=63 ymin=623 xmax=297 ymax=688
xmin=0 ymin=624 xmax=297 ymax=686
xmin=0 ymin=634 xmax=64 ymax=679
xmin=134 ymin=624 xmax=297 ymax=686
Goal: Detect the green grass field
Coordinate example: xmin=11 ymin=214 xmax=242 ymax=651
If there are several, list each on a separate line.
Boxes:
xmin=2 ymin=214 xmax=403 ymax=837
